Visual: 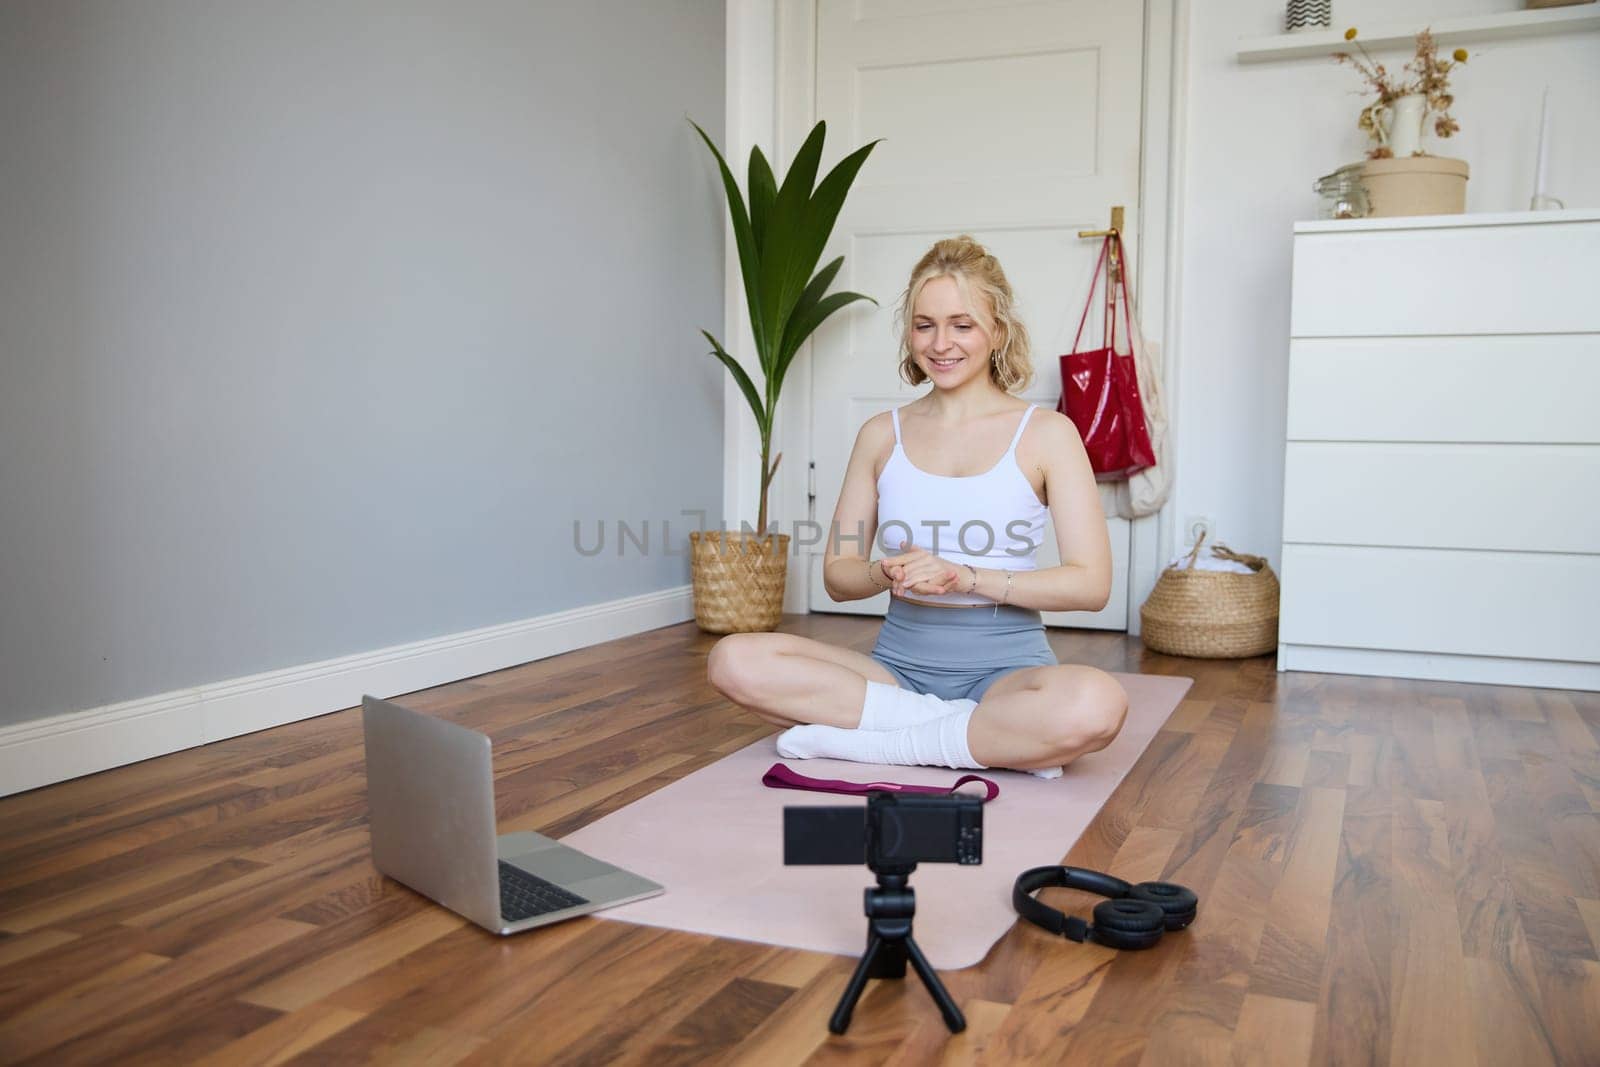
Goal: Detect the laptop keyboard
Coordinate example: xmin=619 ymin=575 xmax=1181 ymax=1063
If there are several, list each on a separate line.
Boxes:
xmin=498 ymin=861 xmax=590 ymax=922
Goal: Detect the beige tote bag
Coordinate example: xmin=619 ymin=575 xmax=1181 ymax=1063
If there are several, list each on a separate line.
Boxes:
xmin=1096 ymin=263 xmax=1171 ymax=520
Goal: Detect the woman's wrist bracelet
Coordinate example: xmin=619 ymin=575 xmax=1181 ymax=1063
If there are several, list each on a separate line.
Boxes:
xmin=999 ymin=570 xmax=1014 ymax=606
xmin=865 ymin=557 xmax=889 ymax=591
xmin=964 ymin=564 xmax=979 ymax=595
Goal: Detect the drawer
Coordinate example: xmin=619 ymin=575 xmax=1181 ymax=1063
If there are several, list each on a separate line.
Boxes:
xmin=1290 ymin=219 xmax=1600 ymax=337
xmin=1286 ymin=335 xmax=1600 ymax=444
xmin=1282 ymin=442 xmax=1600 ymax=554
xmin=1278 ymin=545 xmax=1600 ymax=663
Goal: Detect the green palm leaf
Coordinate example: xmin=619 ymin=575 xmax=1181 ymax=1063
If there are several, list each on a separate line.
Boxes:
xmin=701 ymin=330 xmax=767 ymax=438
xmin=689 ymin=119 xmax=766 ymax=356
xmin=787 ymin=139 xmax=881 ymax=315
xmin=764 ymin=255 xmax=844 ymax=405
xmin=771 ymin=289 xmax=876 ymax=401
xmin=755 ymin=122 xmax=827 ymax=371
xmin=787 ymin=256 xmax=846 ymax=329
xmin=748 ymin=147 xmax=778 ymax=254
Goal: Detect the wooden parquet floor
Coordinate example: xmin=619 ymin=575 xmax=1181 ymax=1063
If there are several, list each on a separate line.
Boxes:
xmin=1 ymin=614 xmax=1597 ymax=1065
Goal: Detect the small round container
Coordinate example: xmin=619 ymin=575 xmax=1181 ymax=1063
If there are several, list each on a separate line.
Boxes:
xmin=1313 ymin=164 xmax=1370 ymax=220
xmin=1359 ymin=156 xmax=1470 ymax=217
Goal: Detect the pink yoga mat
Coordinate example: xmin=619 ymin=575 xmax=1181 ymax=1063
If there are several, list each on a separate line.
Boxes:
xmin=561 ymin=672 xmax=1192 ymax=971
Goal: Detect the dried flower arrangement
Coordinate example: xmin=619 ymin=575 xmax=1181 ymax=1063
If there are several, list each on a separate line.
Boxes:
xmin=1335 ymin=28 xmax=1470 ymax=159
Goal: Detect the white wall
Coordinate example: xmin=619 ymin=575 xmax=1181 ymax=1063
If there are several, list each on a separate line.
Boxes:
xmin=0 ymin=0 xmax=726 ymax=728
xmin=1172 ymin=0 xmax=1599 ymax=568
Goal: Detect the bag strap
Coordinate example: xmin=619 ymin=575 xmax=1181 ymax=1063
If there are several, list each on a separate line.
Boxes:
xmin=762 ymin=762 xmax=1000 ymax=802
xmin=1070 ymin=237 xmax=1110 ymax=353
xmin=1107 ymin=233 xmax=1136 ymax=356
xmin=1072 ymin=234 xmax=1137 ymax=355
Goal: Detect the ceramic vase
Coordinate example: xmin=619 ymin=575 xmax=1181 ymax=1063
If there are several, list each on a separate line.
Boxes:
xmin=1386 ymin=93 xmax=1427 ymax=157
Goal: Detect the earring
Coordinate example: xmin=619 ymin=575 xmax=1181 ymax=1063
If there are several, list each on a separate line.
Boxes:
xmin=992 ymin=350 xmax=1013 ymax=390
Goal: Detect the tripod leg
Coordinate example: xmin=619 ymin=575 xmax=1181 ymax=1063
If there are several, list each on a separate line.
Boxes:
xmin=867 ymin=935 xmax=908 ymax=979
xmin=902 ymin=936 xmax=966 ymax=1034
xmin=829 ymin=933 xmax=885 ymax=1035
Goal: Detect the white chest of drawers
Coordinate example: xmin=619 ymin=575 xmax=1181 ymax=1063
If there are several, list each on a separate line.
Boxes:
xmin=1279 ymin=210 xmax=1600 ymax=690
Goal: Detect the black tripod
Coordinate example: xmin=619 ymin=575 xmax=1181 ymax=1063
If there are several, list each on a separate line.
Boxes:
xmin=829 ymin=865 xmax=965 ymax=1035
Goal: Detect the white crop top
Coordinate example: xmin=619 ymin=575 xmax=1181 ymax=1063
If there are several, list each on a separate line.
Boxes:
xmin=875 ymin=404 xmax=1049 ymax=606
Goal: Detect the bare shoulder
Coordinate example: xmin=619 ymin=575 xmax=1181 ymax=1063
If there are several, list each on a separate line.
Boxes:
xmin=1026 ymin=406 xmax=1071 ymax=432
xmin=858 ymin=409 xmax=894 ymax=444
xmin=852 ymin=409 xmax=894 ymax=455
xmin=1026 ymin=407 xmax=1083 ymax=452
xmin=1018 ymin=407 xmax=1087 ymax=489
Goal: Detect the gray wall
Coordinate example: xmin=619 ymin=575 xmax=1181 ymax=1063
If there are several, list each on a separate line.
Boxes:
xmin=0 ymin=1 xmax=726 ymax=726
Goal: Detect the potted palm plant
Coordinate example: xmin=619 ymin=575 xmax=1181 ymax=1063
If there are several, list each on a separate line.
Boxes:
xmin=688 ymin=118 xmax=878 ymax=633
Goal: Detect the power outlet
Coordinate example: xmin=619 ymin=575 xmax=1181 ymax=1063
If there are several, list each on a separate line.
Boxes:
xmin=1184 ymin=515 xmax=1213 ymax=546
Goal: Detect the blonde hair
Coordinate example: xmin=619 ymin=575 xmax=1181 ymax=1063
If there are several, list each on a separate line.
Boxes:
xmin=894 ymin=235 xmax=1033 ymax=393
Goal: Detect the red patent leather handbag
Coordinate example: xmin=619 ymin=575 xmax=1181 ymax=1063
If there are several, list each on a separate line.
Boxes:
xmin=1057 ymin=234 xmax=1157 ymax=481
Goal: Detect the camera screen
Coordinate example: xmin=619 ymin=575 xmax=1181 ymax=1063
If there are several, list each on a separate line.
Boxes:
xmin=880 ymin=804 xmax=952 ymax=862
xmin=877 ymin=796 xmax=981 ymax=865
xmin=783 ymin=806 xmax=866 ymax=865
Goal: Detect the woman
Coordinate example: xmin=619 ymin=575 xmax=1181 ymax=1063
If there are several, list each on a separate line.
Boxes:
xmin=706 ymin=235 xmax=1128 ymax=776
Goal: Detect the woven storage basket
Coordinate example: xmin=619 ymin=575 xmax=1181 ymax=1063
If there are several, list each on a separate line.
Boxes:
xmin=689 ymin=530 xmax=791 ymax=634
xmin=1140 ymin=534 xmax=1280 ymax=658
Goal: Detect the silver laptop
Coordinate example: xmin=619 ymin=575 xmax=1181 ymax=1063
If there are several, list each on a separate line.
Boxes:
xmin=362 ymin=694 xmax=663 ymax=935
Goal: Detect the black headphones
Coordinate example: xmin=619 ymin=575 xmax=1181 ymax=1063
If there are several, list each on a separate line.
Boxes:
xmin=1012 ymin=866 xmax=1198 ymax=950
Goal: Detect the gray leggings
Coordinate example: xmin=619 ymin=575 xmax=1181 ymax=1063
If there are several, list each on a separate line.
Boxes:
xmin=868 ymin=597 xmax=1057 ymax=703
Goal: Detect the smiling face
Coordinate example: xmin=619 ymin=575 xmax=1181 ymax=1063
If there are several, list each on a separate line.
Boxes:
xmin=896 ymin=236 xmax=1034 ymax=394
xmin=908 ymin=275 xmax=997 ymax=391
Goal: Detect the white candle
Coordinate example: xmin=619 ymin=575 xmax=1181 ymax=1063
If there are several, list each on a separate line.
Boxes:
xmin=1533 ymin=87 xmax=1551 ymax=204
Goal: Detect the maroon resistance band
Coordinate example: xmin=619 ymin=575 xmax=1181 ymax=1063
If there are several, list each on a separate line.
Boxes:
xmin=762 ymin=763 xmax=1000 ymax=802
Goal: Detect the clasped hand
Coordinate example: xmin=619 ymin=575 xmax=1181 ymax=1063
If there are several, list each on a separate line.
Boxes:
xmin=881 ymin=540 xmax=965 ymax=598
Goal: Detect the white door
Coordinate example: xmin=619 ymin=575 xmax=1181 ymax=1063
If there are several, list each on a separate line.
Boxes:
xmin=805 ymin=0 xmax=1145 ymax=629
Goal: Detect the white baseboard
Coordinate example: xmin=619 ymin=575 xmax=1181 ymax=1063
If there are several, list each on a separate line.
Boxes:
xmin=1277 ymin=643 xmax=1600 ymax=691
xmin=0 ymin=586 xmax=695 ymax=798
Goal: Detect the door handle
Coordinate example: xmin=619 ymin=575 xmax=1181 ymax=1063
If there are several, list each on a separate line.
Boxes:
xmin=1077 ymin=205 xmax=1124 ymax=239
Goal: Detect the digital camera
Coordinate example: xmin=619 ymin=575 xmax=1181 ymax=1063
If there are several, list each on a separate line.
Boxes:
xmin=783 ymin=791 xmax=982 ymax=870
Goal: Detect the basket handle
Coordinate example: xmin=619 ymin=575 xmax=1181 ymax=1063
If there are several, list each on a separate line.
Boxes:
xmin=1183 ymin=530 xmax=1206 ymax=570
xmin=1210 ymin=542 xmax=1266 ymax=572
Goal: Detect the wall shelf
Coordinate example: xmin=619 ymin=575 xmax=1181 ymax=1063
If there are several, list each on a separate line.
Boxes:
xmin=1237 ymin=5 xmax=1600 ymax=63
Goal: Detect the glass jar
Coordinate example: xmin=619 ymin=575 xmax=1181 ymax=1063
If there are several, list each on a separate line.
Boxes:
xmin=1313 ymin=164 xmax=1370 ymax=220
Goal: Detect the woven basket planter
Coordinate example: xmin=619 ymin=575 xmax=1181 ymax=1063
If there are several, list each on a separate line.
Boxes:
xmin=1140 ymin=537 xmax=1280 ymax=659
xmin=689 ymin=530 xmax=791 ymax=634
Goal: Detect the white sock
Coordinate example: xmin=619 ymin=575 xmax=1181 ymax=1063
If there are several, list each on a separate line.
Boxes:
xmin=778 ymin=706 xmax=985 ymax=770
xmin=782 ymin=691 xmax=1068 ymax=778
xmin=858 ymin=681 xmax=974 ymax=731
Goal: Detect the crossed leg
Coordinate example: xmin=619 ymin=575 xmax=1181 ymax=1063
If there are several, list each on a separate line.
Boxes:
xmin=707 ymin=633 xmax=1130 ymax=773
xmin=705 ymin=632 xmax=901 ymax=728
xmin=967 ymin=665 xmax=1130 ymax=772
